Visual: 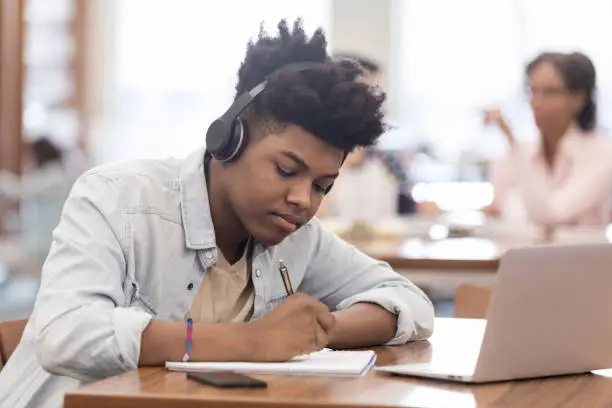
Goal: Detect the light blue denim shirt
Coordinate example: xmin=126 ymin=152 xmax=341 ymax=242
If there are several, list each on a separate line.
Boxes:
xmin=0 ymin=147 xmax=434 ymax=408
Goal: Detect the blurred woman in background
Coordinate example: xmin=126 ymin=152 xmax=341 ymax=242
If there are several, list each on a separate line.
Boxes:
xmin=0 ymin=137 xmax=75 ymax=275
xmin=318 ymin=54 xmax=409 ymax=223
xmin=485 ymin=52 xmax=612 ymax=228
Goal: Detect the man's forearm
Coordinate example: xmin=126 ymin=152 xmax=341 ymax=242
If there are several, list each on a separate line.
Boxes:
xmin=327 ymin=303 xmax=397 ymax=349
xmin=139 ymin=320 xmax=254 ymax=366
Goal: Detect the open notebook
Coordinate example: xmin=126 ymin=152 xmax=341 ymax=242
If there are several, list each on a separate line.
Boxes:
xmin=166 ymin=350 xmax=377 ymax=377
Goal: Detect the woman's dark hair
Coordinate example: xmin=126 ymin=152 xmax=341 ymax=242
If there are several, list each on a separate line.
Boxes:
xmin=234 ymin=19 xmax=386 ymax=152
xmin=29 ymin=137 xmax=63 ymax=168
xmin=526 ymin=51 xmax=597 ymax=131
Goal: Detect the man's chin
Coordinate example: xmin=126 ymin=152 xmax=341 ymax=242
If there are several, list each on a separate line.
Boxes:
xmin=253 ymin=230 xmax=289 ymax=246
xmin=250 ymin=224 xmax=298 ymax=247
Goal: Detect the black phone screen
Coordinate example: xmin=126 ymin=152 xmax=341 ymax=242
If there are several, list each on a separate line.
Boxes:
xmin=186 ymin=371 xmax=268 ymax=388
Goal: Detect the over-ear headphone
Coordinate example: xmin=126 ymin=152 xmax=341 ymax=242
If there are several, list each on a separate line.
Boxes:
xmin=206 ymin=62 xmax=323 ymax=162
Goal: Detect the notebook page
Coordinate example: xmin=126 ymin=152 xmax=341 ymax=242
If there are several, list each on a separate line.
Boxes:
xmin=165 ymin=350 xmax=377 ymax=377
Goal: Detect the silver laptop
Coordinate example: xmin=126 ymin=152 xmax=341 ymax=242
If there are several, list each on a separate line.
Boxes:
xmin=376 ymin=243 xmax=612 ymax=383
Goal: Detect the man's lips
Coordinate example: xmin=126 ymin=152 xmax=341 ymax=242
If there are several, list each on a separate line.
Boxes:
xmin=270 ymin=213 xmax=303 ymax=232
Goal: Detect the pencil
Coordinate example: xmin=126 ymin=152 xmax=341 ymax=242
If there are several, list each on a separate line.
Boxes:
xmin=279 ymin=260 xmax=294 ymax=295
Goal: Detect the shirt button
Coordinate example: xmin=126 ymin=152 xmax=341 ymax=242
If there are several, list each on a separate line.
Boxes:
xmin=187 ymin=283 xmax=194 ymax=290
xmin=254 ymin=268 xmax=261 ymax=278
xmin=205 ymin=251 xmax=213 ymax=260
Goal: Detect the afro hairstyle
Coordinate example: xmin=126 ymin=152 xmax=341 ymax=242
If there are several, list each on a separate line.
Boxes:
xmin=234 ymin=18 xmax=387 ymax=152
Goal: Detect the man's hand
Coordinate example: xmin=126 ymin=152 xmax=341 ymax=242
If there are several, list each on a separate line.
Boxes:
xmin=247 ymin=293 xmax=336 ymax=361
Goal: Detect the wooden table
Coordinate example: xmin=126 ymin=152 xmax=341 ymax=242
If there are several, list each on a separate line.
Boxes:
xmin=337 ymin=217 xmax=610 ymax=274
xmin=333 ymin=217 xmax=611 ymax=297
xmin=65 ymin=318 xmax=612 ymax=408
xmin=350 ymin=237 xmax=504 ymax=294
xmin=352 ymin=237 xmax=502 ymax=271
xmin=326 ymin=216 xmax=508 ymax=274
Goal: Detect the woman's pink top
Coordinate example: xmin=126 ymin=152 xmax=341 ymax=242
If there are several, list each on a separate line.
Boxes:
xmin=491 ymin=127 xmax=612 ymax=226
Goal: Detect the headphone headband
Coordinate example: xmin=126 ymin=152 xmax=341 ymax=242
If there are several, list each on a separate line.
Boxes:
xmin=220 ymin=62 xmax=323 ymax=124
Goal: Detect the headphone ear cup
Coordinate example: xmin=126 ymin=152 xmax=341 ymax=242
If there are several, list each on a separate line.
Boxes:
xmin=224 ymin=118 xmax=248 ymax=162
xmin=206 ymin=118 xmax=232 ymax=160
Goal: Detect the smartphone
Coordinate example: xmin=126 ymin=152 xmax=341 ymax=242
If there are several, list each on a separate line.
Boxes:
xmin=186 ymin=371 xmax=268 ymax=388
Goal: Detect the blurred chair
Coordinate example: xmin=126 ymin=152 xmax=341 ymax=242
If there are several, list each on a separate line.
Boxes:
xmin=455 ymin=284 xmax=493 ymax=319
xmin=0 ymin=319 xmax=27 ymax=370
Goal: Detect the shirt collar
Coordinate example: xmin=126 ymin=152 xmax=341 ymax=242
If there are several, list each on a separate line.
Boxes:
xmin=179 ymin=147 xmax=216 ymax=250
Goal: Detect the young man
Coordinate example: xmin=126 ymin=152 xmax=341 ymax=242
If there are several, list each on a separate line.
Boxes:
xmin=0 ymin=20 xmax=434 ymax=408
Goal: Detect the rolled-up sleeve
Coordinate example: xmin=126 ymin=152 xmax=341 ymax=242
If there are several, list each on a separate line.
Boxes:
xmin=300 ymin=219 xmax=435 ymax=345
xmin=32 ymin=173 xmax=152 ymax=382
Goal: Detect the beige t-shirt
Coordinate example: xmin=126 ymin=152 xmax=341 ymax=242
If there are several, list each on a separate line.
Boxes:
xmin=186 ymin=241 xmax=254 ymax=324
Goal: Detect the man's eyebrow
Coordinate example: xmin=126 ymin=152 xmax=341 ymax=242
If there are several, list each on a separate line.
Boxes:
xmin=281 ymin=151 xmax=339 ymax=179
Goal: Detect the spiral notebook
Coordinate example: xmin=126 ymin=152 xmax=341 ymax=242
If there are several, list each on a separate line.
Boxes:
xmin=166 ymin=350 xmax=377 ymax=377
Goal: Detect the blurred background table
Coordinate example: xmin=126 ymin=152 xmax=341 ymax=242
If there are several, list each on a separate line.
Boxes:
xmin=322 ymin=214 xmax=612 ymax=303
